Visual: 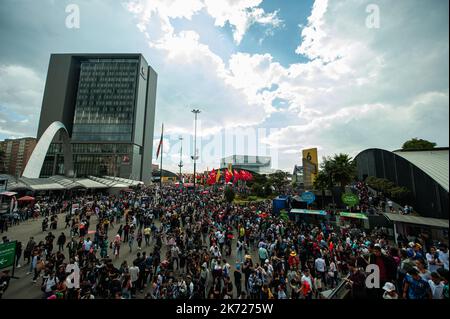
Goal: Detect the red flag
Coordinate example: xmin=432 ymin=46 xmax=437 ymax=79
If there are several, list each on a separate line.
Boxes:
xmin=225 ymin=169 xmax=233 ymax=183
xmin=156 ymin=123 xmax=164 ymax=159
xmin=233 ymin=169 xmax=240 ymax=183
xmin=208 ymin=169 xmax=217 ymax=185
xmin=241 ymin=170 xmax=252 ymax=181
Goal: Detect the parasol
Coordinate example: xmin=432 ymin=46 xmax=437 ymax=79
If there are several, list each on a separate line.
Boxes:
xmin=18 ymin=196 xmax=35 ymax=202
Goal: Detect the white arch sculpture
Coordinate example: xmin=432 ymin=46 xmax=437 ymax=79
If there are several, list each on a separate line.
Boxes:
xmin=22 ymin=121 xmax=74 ymax=178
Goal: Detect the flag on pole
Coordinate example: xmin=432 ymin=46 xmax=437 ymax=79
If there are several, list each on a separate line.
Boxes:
xmin=156 ymin=123 xmax=164 ymax=159
xmin=233 ymin=169 xmax=240 ymax=183
xmin=215 ymin=169 xmax=222 ymax=183
xmin=225 ymin=169 xmax=233 ymax=183
xmin=208 ymin=169 xmax=217 ymax=185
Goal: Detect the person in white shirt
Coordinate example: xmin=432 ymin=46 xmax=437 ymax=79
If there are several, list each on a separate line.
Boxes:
xmin=301 ymin=269 xmax=314 ymax=299
xmin=426 ymin=246 xmax=443 ymax=273
xmin=129 ymin=262 xmax=140 ymax=297
xmin=315 ymin=256 xmax=326 ymax=283
xmin=438 ymin=244 xmax=449 ymax=270
xmin=83 ymin=238 xmax=93 ymax=252
xmin=428 ymin=272 xmax=444 ymax=299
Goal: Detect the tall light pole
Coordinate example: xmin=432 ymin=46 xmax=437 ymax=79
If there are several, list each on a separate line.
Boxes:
xmin=191 ymin=109 xmax=201 ymax=190
xmin=178 ymin=136 xmax=183 ymax=183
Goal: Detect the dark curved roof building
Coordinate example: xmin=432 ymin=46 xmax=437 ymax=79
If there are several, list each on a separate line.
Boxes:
xmin=355 ymin=148 xmax=449 ymax=219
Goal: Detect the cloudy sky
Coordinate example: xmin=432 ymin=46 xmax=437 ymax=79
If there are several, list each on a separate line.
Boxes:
xmin=0 ymin=0 xmax=448 ymax=173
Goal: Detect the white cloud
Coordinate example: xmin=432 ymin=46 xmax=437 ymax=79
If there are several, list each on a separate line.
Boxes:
xmin=126 ymin=0 xmax=282 ymax=45
xmin=217 ymin=0 xmax=448 ymax=169
xmin=0 ymin=64 xmax=44 ymax=138
xmin=204 ymin=0 xmax=282 ymax=44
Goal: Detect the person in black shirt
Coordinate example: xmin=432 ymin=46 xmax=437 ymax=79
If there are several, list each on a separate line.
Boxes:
xmin=234 ymin=264 xmax=242 ymax=296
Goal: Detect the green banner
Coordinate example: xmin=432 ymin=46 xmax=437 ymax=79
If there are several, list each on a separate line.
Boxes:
xmin=341 ymin=193 xmax=359 ymax=207
xmin=339 ymin=212 xmax=368 ymax=220
xmin=0 ymin=241 xmax=16 ymax=269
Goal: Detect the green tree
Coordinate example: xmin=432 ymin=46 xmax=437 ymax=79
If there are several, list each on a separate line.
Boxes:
xmin=264 ymin=183 xmax=273 ymax=197
xmin=402 ymin=138 xmax=436 ymax=150
xmin=322 ymin=153 xmax=356 ymax=192
xmin=313 ymin=170 xmax=331 ymax=209
xmin=224 ymin=187 xmax=235 ymax=203
xmin=251 ymin=183 xmax=264 ymax=197
xmin=248 ymin=173 xmax=267 ymax=187
xmin=268 ymin=171 xmax=289 ymax=192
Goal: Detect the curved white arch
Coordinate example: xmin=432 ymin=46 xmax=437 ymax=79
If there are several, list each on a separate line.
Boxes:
xmin=22 ymin=121 xmax=74 ymax=178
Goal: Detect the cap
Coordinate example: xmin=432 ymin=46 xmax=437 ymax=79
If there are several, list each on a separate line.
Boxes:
xmin=408 ymin=242 xmax=415 ymax=247
xmin=382 ymin=282 xmax=396 ymax=292
xmin=245 ymin=255 xmax=252 ymax=259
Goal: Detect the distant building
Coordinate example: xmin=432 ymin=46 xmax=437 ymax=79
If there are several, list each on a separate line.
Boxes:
xmin=292 ymin=165 xmax=304 ymax=187
xmin=355 ymin=147 xmax=449 ymax=219
xmin=220 ymin=155 xmax=273 ymax=174
xmin=0 ymin=137 xmax=37 ymax=177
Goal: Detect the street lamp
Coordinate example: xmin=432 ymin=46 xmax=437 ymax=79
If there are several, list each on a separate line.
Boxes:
xmin=178 ymin=136 xmax=183 ymax=183
xmin=191 ymin=109 xmax=201 ymax=190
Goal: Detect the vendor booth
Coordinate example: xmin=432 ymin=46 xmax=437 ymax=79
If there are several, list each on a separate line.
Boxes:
xmin=337 ymin=212 xmax=369 ymax=229
xmin=289 ymin=208 xmax=329 ymax=224
xmin=383 ymin=213 xmax=449 ymax=245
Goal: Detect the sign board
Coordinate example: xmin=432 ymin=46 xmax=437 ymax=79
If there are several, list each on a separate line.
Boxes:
xmin=339 ymin=212 xmax=368 ymax=220
xmin=341 ymin=193 xmax=359 ymax=207
xmin=302 ymin=148 xmax=318 ymax=189
xmin=290 ymin=209 xmax=327 ymax=216
xmin=0 ymin=241 xmax=16 ymax=269
xmin=301 ymin=191 xmax=316 ymax=204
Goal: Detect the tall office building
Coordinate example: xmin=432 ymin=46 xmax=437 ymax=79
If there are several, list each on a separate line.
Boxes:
xmin=0 ymin=137 xmax=37 ymax=177
xmin=37 ymin=54 xmax=157 ymax=183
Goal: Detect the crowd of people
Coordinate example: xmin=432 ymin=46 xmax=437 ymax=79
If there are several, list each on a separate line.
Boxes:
xmin=0 ymin=184 xmax=448 ymax=300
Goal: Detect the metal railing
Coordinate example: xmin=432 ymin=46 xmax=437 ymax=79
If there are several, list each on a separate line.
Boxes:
xmin=325 ymin=274 xmax=351 ymax=299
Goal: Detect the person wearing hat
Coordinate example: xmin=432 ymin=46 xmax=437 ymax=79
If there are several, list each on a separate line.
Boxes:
xmin=402 ymin=268 xmax=431 ymax=299
xmin=382 ymin=282 xmax=398 ymax=299
xmin=288 ymin=250 xmax=300 ymax=270
xmin=413 ymin=243 xmax=424 ymax=260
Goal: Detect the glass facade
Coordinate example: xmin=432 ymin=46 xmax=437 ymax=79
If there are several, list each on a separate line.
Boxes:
xmin=72 ymin=59 xmax=139 ymax=142
xmin=41 ymin=143 xmax=134 ymax=178
xmin=38 ymin=55 xmax=156 ymax=182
